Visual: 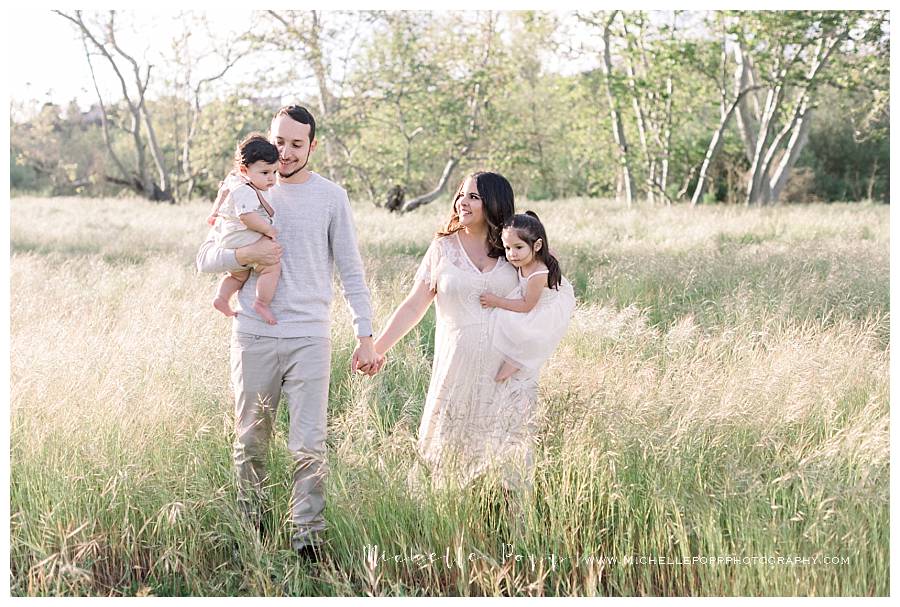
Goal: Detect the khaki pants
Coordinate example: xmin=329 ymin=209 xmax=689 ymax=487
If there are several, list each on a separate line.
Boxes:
xmin=230 ymin=332 xmax=331 ymax=550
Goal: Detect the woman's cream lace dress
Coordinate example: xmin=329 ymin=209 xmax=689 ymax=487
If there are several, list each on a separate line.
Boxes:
xmin=413 ymin=232 xmax=537 ymax=489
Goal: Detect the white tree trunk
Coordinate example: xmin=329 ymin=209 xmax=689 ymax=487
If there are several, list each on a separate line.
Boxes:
xmin=733 ymin=43 xmax=759 ymax=162
xmin=691 ymin=108 xmax=733 ymax=206
xmin=769 ymin=103 xmax=812 ymax=203
xmin=659 ymin=75 xmax=673 ymax=204
xmin=624 ymin=52 xmax=652 ymax=203
xmin=745 ymin=80 xmax=786 ymax=205
xmin=600 ymin=12 xmax=633 ymax=206
xmin=690 ymin=84 xmax=762 ymax=206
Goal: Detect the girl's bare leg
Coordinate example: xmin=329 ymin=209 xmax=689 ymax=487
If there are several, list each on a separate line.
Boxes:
xmin=495 ymin=360 xmax=520 ymax=382
xmin=213 ymin=270 xmax=250 ymax=317
xmin=252 ymin=262 xmax=281 ymax=325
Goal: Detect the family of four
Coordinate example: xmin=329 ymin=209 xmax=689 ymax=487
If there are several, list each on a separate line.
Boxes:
xmin=196 ymin=105 xmax=575 ymax=559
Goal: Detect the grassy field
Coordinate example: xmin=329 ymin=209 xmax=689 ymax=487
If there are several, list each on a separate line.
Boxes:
xmin=9 ymin=195 xmax=889 ymax=596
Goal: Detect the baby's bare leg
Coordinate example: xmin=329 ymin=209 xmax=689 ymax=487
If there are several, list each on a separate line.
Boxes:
xmin=252 ymin=262 xmax=281 ymax=325
xmin=213 ymin=270 xmax=250 ymax=317
xmin=495 ymin=360 xmax=520 ymax=382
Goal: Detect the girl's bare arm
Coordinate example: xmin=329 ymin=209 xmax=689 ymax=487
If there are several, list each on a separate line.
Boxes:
xmin=480 ymin=275 xmax=545 ymax=313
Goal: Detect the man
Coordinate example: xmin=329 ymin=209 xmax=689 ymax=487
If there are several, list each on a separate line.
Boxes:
xmin=196 ymin=105 xmax=381 ymax=556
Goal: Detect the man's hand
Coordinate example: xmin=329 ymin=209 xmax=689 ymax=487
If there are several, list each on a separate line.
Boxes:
xmin=236 ymin=236 xmax=282 ymax=267
xmin=352 ymin=336 xmax=382 ymax=376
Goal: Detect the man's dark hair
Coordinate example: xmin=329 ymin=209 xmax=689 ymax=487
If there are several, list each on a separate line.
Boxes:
xmin=275 ymin=105 xmax=316 ymax=142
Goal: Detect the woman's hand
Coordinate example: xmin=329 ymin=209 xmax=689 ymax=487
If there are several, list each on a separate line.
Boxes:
xmin=479 ymin=293 xmax=499 ymax=308
xmin=370 ymin=352 xmax=388 ymax=374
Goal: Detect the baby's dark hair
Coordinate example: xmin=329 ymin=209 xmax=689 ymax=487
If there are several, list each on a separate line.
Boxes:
xmin=233 ymin=132 xmax=279 ymax=170
xmin=504 ymin=211 xmax=562 ymax=290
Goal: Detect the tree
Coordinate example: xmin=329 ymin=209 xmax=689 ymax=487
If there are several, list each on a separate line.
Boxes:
xmin=259 ymin=11 xmax=372 ymax=184
xmin=802 ymin=13 xmax=890 ymax=202
xmin=342 ymin=11 xmax=439 ymax=205
xmin=400 ymin=11 xmax=507 ymax=212
xmin=14 ymin=9 xmax=888 ymax=205
xmin=166 ymin=13 xmax=254 ymax=200
xmin=490 ymin=11 xmax=564 ymax=200
xmin=55 ymin=10 xmax=174 ymax=201
xmin=620 ymin=11 xmax=689 ymax=205
xmin=689 ymin=12 xmax=763 ymax=206
xmin=728 ymin=11 xmax=862 ymax=205
xmin=577 ymin=10 xmax=635 ymax=207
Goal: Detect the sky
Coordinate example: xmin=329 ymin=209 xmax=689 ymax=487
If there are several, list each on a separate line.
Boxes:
xmin=10 ymin=10 xmax=263 ymax=114
xmin=9 ymin=8 xmax=699 ymax=118
xmin=12 ymin=11 xmax=111 ymax=110
xmin=11 ymin=8 xmax=594 ymax=115
xmin=6 ymin=4 xmax=894 ymax=117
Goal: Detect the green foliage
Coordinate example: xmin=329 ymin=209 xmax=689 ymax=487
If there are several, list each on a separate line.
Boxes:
xmin=9 ymin=10 xmax=889 ymax=205
xmin=802 ymin=87 xmax=889 ymax=202
xmin=189 ymin=95 xmax=277 ymax=198
xmin=10 ymin=102 xmax=114 ymax=196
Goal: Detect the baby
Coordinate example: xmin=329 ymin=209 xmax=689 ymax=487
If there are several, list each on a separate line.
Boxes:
xmin=208 ymin=132 xmax=281 ymax=325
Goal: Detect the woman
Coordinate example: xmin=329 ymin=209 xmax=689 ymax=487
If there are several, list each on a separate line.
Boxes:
xmin=374 ymin=171 xmax=532 ymax=488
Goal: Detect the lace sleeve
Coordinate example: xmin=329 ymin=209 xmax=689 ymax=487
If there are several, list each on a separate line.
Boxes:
xmin=414 ymin=238 xmax=442 ymax=292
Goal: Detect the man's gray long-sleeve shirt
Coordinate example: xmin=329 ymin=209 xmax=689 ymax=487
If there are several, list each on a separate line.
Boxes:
xmin=196 ymin=172 xmax=373 ymax=338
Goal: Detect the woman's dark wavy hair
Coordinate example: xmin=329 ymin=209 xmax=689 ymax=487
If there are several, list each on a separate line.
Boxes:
xmin=436 ymin=171 xmax=516 ymax=258
xmin=504 ymin=211 xmax=562 ymax=290
xmin=233 ymin=132 xmax=279 ymax=170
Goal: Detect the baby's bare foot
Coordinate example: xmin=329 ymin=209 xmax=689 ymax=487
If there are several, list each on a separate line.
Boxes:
xmin=495 ymin=361 xmax=520 ymax=382
xmin=253 ymin=300 xmax=278 ymax=325
xmin=213 ymin=296 xmax=235 ymax=317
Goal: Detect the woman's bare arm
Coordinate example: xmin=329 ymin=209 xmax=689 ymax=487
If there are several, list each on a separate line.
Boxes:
xmin=374 ymin=280 xmax=436 ymax=356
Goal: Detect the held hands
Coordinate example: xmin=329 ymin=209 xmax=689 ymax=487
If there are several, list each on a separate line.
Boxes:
xmin=351 ymin=336 xmax=386 ymax=377
xmin=479 ymin=292 xmax=500 ymax=308
xmin=357 ymin=352 xmax=386 ymax=376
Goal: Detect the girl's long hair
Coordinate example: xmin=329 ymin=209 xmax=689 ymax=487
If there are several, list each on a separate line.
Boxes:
xmin=504 ymin=211 xmax=562 ymax=289
xmin=436 ymin=171 xmax=515 ymax=258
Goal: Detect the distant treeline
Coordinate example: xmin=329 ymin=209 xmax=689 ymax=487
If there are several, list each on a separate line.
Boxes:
xmin=10 ymin=10 xmax=889 ymax=206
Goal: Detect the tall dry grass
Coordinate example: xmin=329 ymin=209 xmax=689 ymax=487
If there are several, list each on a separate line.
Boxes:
xmin=9 ymin=196 xmax=888 ymax=596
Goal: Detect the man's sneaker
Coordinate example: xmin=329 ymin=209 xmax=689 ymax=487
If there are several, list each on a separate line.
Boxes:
xmin=294 ymin=543 xmax=323 ymax=563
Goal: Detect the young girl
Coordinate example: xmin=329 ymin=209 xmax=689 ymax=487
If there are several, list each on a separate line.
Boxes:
xmin=479 ymin=211 xmax=576 ymax=381
xmin=209 ymin=133 xmax=281 ymax=325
